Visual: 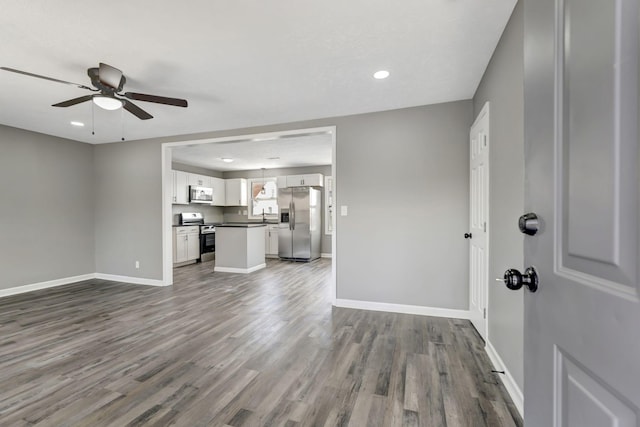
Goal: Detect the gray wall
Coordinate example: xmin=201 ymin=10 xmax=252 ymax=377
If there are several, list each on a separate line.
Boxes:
xmin=472 ymin=1 xmax=524 ymax=390
xmin=0 ymin=125 xmax=95 ymax=290
xmin=3 ymin=101 xmax=472 ymax=313
xmin=94 ymin=139 xmax=163 ymax=280
xmin=333 ymin=103 xmax=472 ymax=307
xmin=223 ymin=165 xmax=332 ymax=254
xmin=93 ymin=101 xmax=472 ymax=310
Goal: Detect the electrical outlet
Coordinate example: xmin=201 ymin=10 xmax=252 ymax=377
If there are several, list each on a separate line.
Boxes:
xmin=340 ymin=205 xmax=348 ymax=216
xmin=135 ymin=261 xmax=140 ymax=269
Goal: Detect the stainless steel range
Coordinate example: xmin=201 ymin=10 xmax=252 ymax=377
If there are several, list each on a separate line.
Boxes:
xmin=200 ymin=224 xmax=216 ymax=254
xmin=179 ymin=212 xmax=204 ymax=226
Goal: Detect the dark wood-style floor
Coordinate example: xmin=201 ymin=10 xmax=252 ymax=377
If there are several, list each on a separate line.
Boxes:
xmin=0 ymin=259 xmax=522 ymax=426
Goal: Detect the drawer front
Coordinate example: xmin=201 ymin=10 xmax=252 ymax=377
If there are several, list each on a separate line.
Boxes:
xmin=175 ymin=226 xmax=199 ymax=234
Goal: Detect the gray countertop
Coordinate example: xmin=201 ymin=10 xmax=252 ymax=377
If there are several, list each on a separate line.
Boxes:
xmin=216 ymin=223 xmax=267 ymax=228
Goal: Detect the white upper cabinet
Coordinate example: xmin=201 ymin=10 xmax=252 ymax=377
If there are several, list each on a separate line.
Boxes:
xmin=225 ymin=178 xmax=248 ymax=206
xmin=283 ymin=173 xmax=324 ymax=188
xmin=276 ymin=176 xmax=288 ymax=189
xmin=172 ymin=170 xmax=189 ymax=205
xmin=211 ymin=177 xmax=226 ymax=206
xmin=188 ymin=173 xmax=211 ymax=188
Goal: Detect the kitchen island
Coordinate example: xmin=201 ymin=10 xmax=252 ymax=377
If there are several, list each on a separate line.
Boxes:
xmin=214 ymin=224 xmax=267 ymax=273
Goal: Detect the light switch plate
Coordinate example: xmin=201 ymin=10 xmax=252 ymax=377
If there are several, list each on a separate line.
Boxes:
xmin=340 ymin=205 xmax=348 ymax=216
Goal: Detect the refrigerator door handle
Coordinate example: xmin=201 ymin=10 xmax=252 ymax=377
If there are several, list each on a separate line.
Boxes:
xmin=291 ymin=201 xmax=296 ymax=230
xmin=289 ymin=201 xmax=293 ymax=231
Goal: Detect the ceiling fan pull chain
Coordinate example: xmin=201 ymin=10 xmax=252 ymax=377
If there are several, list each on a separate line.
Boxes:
xmin=91 ymin=101 xmax=95 ymax=136
xmin=121 ymin=107 xmax=125 ymax=141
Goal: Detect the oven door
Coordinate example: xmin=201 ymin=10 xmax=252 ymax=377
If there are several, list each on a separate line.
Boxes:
xmin=200 ymin=232 xmax=215 ymax=254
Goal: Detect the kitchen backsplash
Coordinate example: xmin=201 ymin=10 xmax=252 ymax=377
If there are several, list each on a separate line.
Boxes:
xmin=172 ymin=205 xmax=224 ymax=224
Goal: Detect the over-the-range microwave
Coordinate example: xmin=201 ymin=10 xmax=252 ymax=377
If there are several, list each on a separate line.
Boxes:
xmin=189 ymin=185 xmax=213 ymax=203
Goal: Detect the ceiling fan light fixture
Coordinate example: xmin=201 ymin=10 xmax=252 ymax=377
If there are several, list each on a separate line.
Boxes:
xmin=93 ymin=95 xmax=123 ymax=110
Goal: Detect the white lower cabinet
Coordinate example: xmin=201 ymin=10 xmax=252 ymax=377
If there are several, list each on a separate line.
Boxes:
xmin=173 ymin=226 xmax=200 ymax=263
xmin=265 ymin=225 xmax=279 ymax=257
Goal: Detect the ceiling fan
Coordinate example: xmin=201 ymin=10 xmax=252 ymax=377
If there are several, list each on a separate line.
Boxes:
xmin=0 ymin=62 xmax=188 ymax=120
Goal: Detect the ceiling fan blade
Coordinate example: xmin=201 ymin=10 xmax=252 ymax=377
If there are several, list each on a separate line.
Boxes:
xmin=123 ymin=99 xmax=153 ymax=120
xmin=52 ymin=95 xmax=94 ymax=107
xmin=1 ymin=67 xmax=93 ymax=90
xmin=124 ymin=92 xmax=188 ymax=107
xmin=99 ymin=63 xmax=124 ymax=89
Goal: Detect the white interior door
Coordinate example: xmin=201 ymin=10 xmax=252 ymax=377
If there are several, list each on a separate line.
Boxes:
xmin=523 ymin=0 xmax=639 ymax=426
xmin=469 ymin=103 xmax=489 ymax=340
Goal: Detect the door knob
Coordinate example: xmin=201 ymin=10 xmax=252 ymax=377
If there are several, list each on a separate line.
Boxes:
xmin=496 ymin=267 xmax=538 ymax=292
xmin=518 ymin=212 xmax=539 ymax=235
xmin=464 ymin=233 xmax=472 ymax=239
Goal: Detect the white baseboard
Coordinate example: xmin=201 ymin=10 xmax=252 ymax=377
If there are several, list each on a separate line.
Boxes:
xmin=94 ymin=273 xmax=167 ymax=287
xmin=214 ymin=263 xmax=266 ymax=274
xmin=0 ymin=273 xmax=96 ymax=298
xmin=321 ymin=253 xmax=332 ymax=258
xmin=485 ymin=340 xmax=524 ymax=417
xmin=334 ymin=299 xmax=471 ymax=320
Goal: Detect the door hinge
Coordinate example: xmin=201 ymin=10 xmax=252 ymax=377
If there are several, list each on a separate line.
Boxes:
xmin=483 ymin=222 xmax=487 ymax=232
xmin=483 ymin=308 xmax=487 ymax=319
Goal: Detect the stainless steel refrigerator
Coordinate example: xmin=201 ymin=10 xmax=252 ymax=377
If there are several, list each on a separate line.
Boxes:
xmin=278 ymin=187 xmax=321 ymax=261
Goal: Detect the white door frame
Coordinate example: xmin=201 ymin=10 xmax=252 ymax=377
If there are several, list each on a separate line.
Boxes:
xmin=160 ymin=126 xmax=338 ymax=303
xmin=468 ymin=102 xmax=490 ymax=341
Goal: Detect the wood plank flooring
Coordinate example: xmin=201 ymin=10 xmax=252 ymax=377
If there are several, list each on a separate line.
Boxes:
xmin=0 ymin=259 xmax=522 ymax=426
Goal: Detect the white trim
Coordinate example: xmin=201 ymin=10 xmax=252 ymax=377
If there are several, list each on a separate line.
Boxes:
xmin=0 ymin=274 xmax=96 ymax=298
xmin=468 ymin=101 xmax=490 ymax=342
xmin=0 ymin=272 xmax=171 ymax=299
xmin=214 ymin=263 xmax=266 ymax=274
xmin=330 ymin=130 xmax=336 ymax=305
xmin=161 ymin=144 xmax=173 ymax=286
xmin=485 ymin=340 xmax=524 ymax=417
xmin=321 ymin=253 xmax=332 ymax=258
xmin=334 ymin=299 xmax=471 ymax=320
xmin=94 ymin=273 xmax=167 ymax=287
xmin=324 ymin=175 xmax=333 ymax=235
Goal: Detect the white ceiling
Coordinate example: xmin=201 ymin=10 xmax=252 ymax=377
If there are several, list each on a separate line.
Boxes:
xmin=172 ymin=131 xmax=333 ymax=171
xmin=0 ymin=0 xmax=516 ymax=144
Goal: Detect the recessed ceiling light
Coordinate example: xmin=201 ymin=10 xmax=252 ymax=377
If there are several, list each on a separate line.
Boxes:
xmin=221 ymin=158 xmax=234 ymax=163
xmin=70 ymin=121 xmax=85 ymax=127
xmin=373 ymin=70 xmax=390 ymax=80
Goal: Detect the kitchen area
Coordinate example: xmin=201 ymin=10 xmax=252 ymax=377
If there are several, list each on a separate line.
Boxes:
xmin=170 ymin=131 xmax=333 ymax=275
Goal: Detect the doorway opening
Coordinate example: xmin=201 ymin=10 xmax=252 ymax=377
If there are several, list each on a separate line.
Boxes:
xmin=160 ymin=126 xmax=337 ymax=302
